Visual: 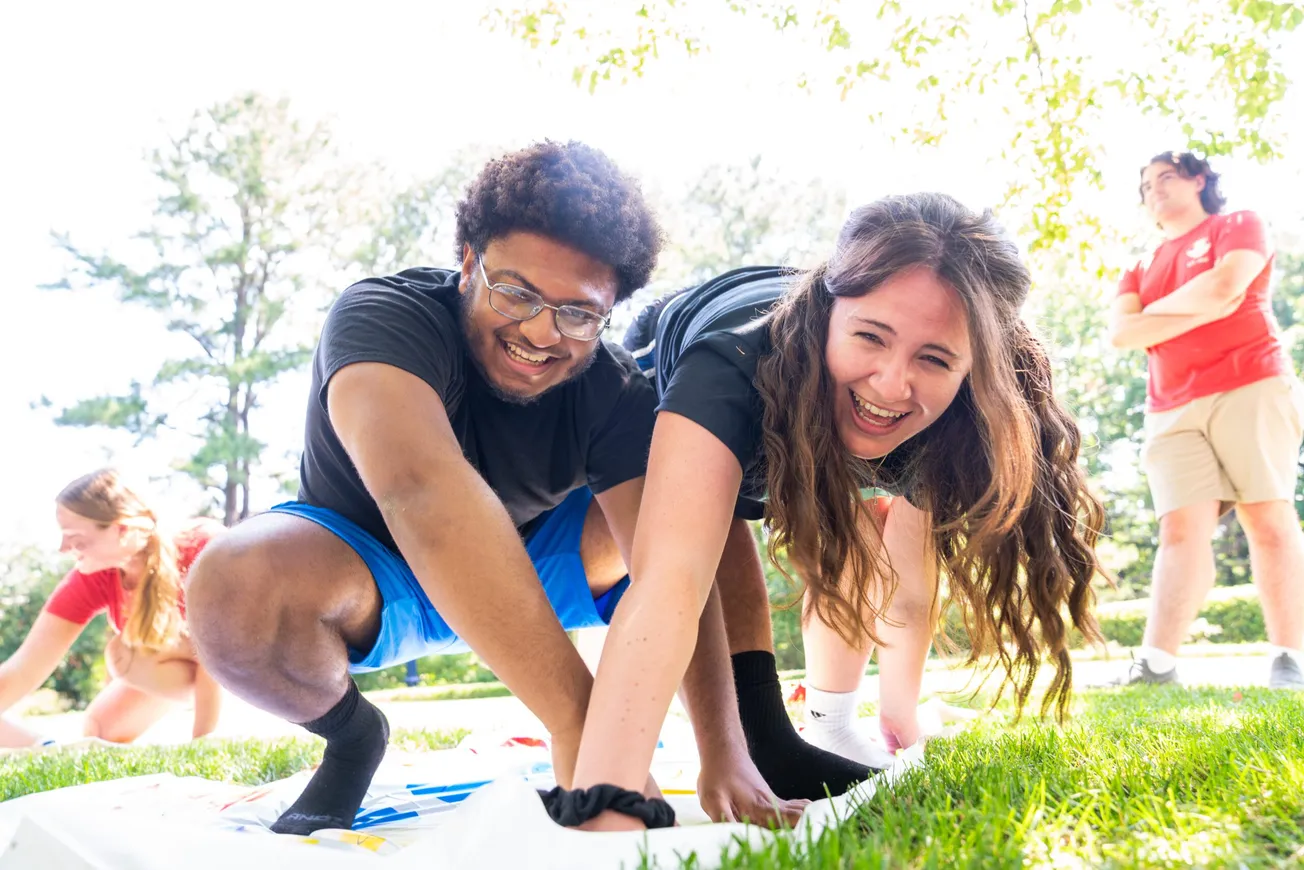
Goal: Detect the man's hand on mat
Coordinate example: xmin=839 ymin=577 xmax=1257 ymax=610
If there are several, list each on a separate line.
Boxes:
xmin=698 ymin=752 xmax=808 ymax=827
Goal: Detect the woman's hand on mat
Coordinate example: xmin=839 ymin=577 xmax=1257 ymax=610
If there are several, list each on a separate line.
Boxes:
xmin=578 ymin=809 xmax=648 ymax=832
xmin=698 ymin=753 xmax=808 ymax=827
xmin=575 ymin=778 xmax=665 ymax=832
xmin=880 ymin=713 xmax=922 ymax=753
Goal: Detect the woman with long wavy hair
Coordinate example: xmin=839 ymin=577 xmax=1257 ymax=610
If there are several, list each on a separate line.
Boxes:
xmin=0 ymin=469 xmax=225 ymax=747
xmin=565 ymin=193 xmax=1104 ymax=831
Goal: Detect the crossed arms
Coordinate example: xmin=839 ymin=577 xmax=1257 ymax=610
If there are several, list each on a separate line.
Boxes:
xmin=1109 ymin=249 xmax=1267 ymax=350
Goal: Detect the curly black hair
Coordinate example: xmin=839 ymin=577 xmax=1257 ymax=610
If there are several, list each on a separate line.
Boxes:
xmin=455 ymin=141 xmax=664 ymax=303
xmin=1140 ymin=151 xmax=1227 ymax=215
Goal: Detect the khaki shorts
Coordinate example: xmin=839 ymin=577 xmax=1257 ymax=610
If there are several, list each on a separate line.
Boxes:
xmin=1142 ymin=375 xmax=1304 ymax=517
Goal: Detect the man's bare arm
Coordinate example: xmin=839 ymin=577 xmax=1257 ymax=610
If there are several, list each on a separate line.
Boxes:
xmin=328 ymin=362 xmax=593 ymax=782
xmin=1109 ymin=293 xmax=1223 ymax=351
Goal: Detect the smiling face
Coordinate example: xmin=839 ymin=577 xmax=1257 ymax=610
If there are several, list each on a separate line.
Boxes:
xmin=56 ymin=504 xmax=139 ymax=573
xmin=824 ymin=266 xmax=973 ymax=459
xmin=1140 ymin=161 xmax=1206 ymax=223
xmin=458 ymin=232 xmax=618 ymax=404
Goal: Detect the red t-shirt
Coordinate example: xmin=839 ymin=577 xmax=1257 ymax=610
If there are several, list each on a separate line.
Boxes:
xmin=1118 ymin=210 xmax=1285 ymax=413
xmin=43 ymin=518 xmax=224 ymax=631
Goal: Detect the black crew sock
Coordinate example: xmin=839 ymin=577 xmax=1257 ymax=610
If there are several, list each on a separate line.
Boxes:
xmin=271 ymin=680 xmax=390 ymax=835
xmin=732 ymin=650 xmax=874 ymax=801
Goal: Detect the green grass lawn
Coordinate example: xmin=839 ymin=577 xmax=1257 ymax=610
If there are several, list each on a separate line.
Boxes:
xmin=3 ymin=690 xmax=1301 ymax=868
xmin=0 ymin=727 xmax=467 ymax=803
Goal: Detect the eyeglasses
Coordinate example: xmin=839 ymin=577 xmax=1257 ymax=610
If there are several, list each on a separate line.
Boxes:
xmin=477 ymin=256 xmax=610 ymax=341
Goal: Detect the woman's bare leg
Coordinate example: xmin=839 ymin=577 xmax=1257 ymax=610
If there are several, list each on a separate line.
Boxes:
xmin=82 ymin=679 xmax=176 ymax=743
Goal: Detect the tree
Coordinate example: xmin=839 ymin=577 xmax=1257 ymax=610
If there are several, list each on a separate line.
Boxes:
xmin=346 ymin=145 xmax=501 ymax=279
xmin=657 ymin=155 xmax=846 ymax=285
xmin=610 ymin=155 xmax=847 ymax=336
xmin=46 ymin=94 xmax=354 ymax=526
xmin=488 ymin=0 xmax=1300 ymax=264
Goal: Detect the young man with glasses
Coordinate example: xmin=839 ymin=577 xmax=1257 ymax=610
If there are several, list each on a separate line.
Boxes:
xmin=187 ymin=141 xmax=864 ymax=837
xmin=1104 ymin=151 xmax=1304 ymax=691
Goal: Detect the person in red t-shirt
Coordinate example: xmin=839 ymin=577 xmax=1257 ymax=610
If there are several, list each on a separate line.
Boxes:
xmin=1105 ymin=151 xmax=1304 ymax=690
xmin=0 ymin=469 xmax=226 ymax=747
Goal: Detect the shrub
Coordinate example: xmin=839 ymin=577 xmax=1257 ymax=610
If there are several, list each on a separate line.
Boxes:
xmin=937 ymin=584 xmax=1266 ymax=654
xmin=1199 ymin=593 xmax=1267 ymax=644
xmin=1085 ymin=585 xmax=1264 ymax=649
xmin=1096 ymin=610 xmax=1146 ymax=648
xmin=351 ymin=651 xmax=499 ymax=691
xmin=0 ymin=548 xmax=108 ymax=708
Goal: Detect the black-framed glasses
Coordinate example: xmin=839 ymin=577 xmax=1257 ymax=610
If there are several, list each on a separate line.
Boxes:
xmin=478 ymin=256 xmax=610 ymax=341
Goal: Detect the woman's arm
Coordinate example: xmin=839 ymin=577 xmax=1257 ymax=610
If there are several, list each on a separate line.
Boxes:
xmin=190 ymin=661 xmax=222 ymax=739
xmin=0 ymin=715 xmax=41 ymax=748
xmin=572 ymin=412 xmax=743 ymax=830
xmin=0 ymin=612 xmax=83 ymax=715
xmin=873 ymin=500 xmax=938 ymax=751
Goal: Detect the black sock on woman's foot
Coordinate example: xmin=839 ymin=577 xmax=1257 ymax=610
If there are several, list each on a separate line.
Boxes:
xmin=732 ymin=650 xmax=873 ymax=801
xmin=271 ymin=680 xmax=390 ymax=835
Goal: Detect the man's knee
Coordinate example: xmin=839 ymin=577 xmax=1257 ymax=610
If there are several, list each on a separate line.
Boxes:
xmin=186 ymin=515 xmax=379 ymax=686
xmin=1157 ymin=507 xmax=1217 ymax=548
xmin=1237 ymin=501 xmax=1299 ymax=551
xmin=186 ymin=530 xmax=292 ymax=676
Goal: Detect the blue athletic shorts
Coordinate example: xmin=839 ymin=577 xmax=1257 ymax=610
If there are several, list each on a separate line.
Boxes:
xmin=268 ymin=488 xmax=630 ymax=673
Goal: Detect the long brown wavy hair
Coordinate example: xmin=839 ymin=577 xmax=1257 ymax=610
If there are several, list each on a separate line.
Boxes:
xmin=755 ymin=193 xmax=1105 ymax=719
xmin=57 ymin=469 xmax=183 ymax=653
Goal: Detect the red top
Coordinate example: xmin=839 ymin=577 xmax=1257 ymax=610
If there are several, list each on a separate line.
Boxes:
xmin=43 ymin=518 xmax=224 ymax=631
xmin=1118 ymin=210 xmax=1285 ymax=413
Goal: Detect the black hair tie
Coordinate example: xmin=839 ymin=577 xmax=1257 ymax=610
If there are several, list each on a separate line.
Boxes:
xmin=537 ymin=784 xmax=676 ymax=829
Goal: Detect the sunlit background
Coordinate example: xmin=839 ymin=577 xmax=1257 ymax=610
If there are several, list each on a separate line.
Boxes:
xmin=3 ymin=2 xmax=1301 ymax=597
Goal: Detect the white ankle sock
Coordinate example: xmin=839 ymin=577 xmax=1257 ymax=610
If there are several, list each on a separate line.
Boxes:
xmin=803 ymin=687 xmax=896 ymax=769
xmin=1270 ymin=645 xmax=1303 ymax=666
xmin=1138 ymin=646 xmax=1177 ymax=674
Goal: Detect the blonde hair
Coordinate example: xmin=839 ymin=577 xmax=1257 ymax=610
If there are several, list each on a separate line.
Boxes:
xmin=56 ymin=469 xmax=182 ymax=652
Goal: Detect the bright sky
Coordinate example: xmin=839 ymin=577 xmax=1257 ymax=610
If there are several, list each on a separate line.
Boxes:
xmin=1 ymin=1 xmax=1301 ymax=549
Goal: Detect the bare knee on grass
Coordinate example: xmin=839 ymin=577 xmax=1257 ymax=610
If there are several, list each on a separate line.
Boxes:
xmin=82 ymin=681 xmax=174 ymax=743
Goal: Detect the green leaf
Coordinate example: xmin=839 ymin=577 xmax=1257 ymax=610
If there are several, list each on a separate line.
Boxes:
xmin=53 ymin=382 xmax=163 ymax=439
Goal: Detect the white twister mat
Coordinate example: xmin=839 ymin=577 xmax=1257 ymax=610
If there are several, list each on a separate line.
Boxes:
xmin=0 ymin=706 xmax=970 ymax=869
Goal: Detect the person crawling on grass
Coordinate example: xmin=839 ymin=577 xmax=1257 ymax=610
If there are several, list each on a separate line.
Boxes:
xmin=185 ymin=141 xmax=878 ymax=837
xmin=0 ymin=469 xmax=224 ymax=748
xmin=571 ymin=193 xmax=1108 ymax=830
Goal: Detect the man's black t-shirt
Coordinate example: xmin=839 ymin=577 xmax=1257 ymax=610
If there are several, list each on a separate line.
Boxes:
xmin=649 ymin=266 xmax=913 ymax=520
xmin=299 ymin=268 xmax=658 ymax=552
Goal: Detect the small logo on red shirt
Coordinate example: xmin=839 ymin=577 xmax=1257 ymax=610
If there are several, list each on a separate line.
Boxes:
xmin=1185 ymin=237 xmax=1211 ymax=265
